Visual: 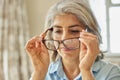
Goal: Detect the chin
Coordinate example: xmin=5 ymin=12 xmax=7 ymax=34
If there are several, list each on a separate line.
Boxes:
xmin=57 ymin=48 xmax=80 ymax=57
xmin=59 ymin=50 xmax=79 ymax=58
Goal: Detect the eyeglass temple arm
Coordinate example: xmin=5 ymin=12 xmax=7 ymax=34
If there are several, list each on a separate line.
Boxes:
xmin=85 ymin=25 xmax=96 ymax=35
xmin=41 ymin=28 xmax=53 ymax=40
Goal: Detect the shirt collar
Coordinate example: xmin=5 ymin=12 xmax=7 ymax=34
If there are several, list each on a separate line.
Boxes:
xmin=49 ymin=57 xmax=67 ymax=78
xmin=49 ymin=57 xmax=102 ymax=77
xmin=49 ymin=57 xmax=61 ymax=73
xmin=92 ymin=60 xmax=102 ymax=72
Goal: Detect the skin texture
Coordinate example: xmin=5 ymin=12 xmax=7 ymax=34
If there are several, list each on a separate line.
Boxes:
xmin=25 ymin=14 xmax=99 ymax=80
xmin=25 ymin=33 xmax=50 ymax=80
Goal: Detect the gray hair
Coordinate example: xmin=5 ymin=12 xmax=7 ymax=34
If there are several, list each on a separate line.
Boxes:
xmin=44 ymin=0 xmax=103 ymax=61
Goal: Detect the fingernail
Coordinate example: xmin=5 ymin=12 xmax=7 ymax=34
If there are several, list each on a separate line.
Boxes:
xmin=82 ymin=30 xmax=85 ymax=32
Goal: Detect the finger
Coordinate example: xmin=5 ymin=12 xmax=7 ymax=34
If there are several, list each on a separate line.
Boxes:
xmin=80 ymin=34 xmax=98 ymax=42
xmin=80 ymin=30 xmax=97 ymax=39
xmin=25 ymin=36 xmax=42 ymax=52
xmin=79 ymin=36 xmax=97 ymax=49
xmin=40 ymin=28 xmax=51 ymax=40
xmin=79 ymin=36 xmax=99 ymax=56
xmin=41 ymin=41 xmax=48 ymax=53
xmin=79 ymin=37 xmax=94 ymax=52
xmin=80 ymin=32 xmax=98 ymax=45
xmin=79 ymin=42 xmax=87 ymax=60
xmin=79 ymin=37 xmax=88 ymax=47
xmin=80 ymin=40 xmax=87 ymax=53
xmin=25 ymin=40 xmax=35 ymax=50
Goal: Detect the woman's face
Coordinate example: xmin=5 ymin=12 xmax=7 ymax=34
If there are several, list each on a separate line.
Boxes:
xmin=52 ymin=14 xmax=85 ymax=59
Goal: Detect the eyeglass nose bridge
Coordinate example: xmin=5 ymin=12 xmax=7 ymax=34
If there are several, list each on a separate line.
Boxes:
xmin=57 ymin=38 xmax=79 ymax=49
xmin=57 ymin=39 xmax=68 ymax=49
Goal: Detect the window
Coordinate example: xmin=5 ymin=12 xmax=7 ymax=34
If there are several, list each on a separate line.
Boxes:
xmin=109 ymin=7 xmax=120 ymax=53
xmin=111 ymin=0 xmax=120 ymax=4
xmin=89 ymin=0 xmax=120 ymax=56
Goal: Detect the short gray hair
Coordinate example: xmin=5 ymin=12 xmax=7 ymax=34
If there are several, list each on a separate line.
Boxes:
xmin=44 ymin=0 xmax=103 ymax=61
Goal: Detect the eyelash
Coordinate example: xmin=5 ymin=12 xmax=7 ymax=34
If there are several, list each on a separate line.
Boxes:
xmin=53 ymin=30 xmax=80 ymax=34
xmin=54 ymin=30 xmax=62 ymax=33
xmin=70 ymin=30 xmax=81 ymax=33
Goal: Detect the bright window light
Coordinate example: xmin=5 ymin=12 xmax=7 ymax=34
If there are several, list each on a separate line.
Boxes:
xmin=89 ymin=0 xmax=107 ymax=52
xmin=90 ymin=0 xmax=120 ymax=54
xmin=111 ymin=0 xmax=120 ymax=4
xmin=109 ymin=7 xmax=120 ymax=53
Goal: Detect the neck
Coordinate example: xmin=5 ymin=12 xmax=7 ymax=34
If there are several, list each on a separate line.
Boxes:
xmin=62 ymin=58 xmax=80 ymax=79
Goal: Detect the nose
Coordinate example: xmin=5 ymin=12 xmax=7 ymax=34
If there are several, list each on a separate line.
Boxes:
xmin=61 ymin=30 xmax=70 ymax=40
xmin=59 ymin=30 xmax=70 ymax=49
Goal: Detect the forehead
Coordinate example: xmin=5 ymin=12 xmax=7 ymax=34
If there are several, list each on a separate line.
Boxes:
xmin=52 ymin=14 xmax=84 ymax=28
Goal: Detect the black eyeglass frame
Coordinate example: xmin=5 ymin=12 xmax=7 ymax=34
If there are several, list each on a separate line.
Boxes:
xmin=42 ymin=37 xmax=80 ymax=51
xmin=42 ymin=25 xmax=95 ymax=51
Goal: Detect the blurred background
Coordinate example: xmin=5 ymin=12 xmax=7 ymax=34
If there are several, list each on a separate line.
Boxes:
xmin=0 ymin=0 xmax=120 ymax=80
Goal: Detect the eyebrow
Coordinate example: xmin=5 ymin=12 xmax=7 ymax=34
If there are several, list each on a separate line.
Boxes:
xmin=52 ymin=24 xmax=82 ymax=28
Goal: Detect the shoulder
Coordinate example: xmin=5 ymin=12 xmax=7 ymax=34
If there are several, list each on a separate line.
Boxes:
xmin=94 ymin=60 xmax=120 ymax=73
xmin=97 ymin=60 xmax=120 ymax=70
xmin=93 ymin=60 xmax=120 ymax=80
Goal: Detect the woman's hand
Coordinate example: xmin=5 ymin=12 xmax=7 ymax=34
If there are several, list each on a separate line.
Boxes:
xmin=79 ymin=30 xmax=99 ymax=72
xmin=25 ymin=32 xmax=50 ymax=78
xmin=79 ymin=30 xmax=99 ymax=80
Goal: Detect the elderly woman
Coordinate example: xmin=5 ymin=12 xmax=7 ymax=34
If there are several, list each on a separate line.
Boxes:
xmin=25 ymin=0 xmax=120 ymax=80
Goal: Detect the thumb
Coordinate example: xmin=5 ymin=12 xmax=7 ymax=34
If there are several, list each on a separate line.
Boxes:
xmin=79 ymin=42 xmax=87 ymax=60
xmin=79 ymin=39 xmax=87 ymax=53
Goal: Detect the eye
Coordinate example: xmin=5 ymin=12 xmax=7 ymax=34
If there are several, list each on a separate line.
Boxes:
xmin=70 ymin=30 xmax=81 ymax=34
xmin=53 ymin=29 xmax=62 ymax=34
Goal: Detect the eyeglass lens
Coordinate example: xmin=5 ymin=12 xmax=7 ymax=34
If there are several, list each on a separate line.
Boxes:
xmin=44 ymin=38 xmax=80 ymax=50
xmin=63 ymin=38 xmax=80 ymax=49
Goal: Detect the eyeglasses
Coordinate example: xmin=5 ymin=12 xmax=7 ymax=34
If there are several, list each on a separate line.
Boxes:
xmin=43 ymin=37 xmax=80 ymax=51
xmin=42 ymin=25 xmax=95 ymax=51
